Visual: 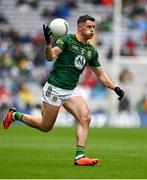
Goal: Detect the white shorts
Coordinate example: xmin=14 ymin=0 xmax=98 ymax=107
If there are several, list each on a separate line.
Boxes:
xmin=42 ymin=82 xmax=82 ymax=106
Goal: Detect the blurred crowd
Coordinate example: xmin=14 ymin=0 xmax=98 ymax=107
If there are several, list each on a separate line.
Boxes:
xmin=0 ymin=26 xmax=46 ymax=117
xmin=95 ymin=0 xmax=147 ymax=58
xmin=0 ymin=0 xmax=147 ymax=121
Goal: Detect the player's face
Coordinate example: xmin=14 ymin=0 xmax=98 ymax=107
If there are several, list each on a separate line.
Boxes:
xmin=78 ymin=20 xmax=96 ymax=39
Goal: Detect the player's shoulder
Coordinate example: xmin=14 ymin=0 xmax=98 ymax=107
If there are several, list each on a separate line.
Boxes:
xmin=63 ymin=34 xmax=75 ymax=40
xmin=56 ymin=34 xmax=75 ymax=47
xmin=88 ymin=43 xmax=98 ymax=53
xmin=87 ymin=43 xmax=99 ymax=59
xmin=58 ymin=34 xmax=76 ymax=45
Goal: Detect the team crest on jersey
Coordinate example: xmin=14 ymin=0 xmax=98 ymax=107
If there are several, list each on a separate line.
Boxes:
xmin=87 ymin=50 xmax=92 ymax=59
xmin=74 ymin=55 xmax=86 ymax=70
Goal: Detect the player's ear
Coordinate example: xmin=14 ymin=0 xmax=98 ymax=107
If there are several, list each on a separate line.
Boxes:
xmin=77 ymin=24 xmax=82 ymax=31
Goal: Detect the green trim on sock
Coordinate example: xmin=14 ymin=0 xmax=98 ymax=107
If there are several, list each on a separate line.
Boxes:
xmin=77 ymin=145 xmax=85 ymax=148
xmin=13 ymin=112 xmax=24 ymax=121
xmin=76 ymin=150 xmax=84 ymax=157
xmin=76 ymin=145 xmax=85 ymax=151
xmin=76 ymin=145 xmax=85 ymax=157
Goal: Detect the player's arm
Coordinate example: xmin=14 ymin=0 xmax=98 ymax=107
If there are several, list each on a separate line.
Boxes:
xmin=43 ymin=25 xmax=63 ymax=61
xmin=91 ymin=66 xmax=125 ymax=101
xmin=44 ymin=45 xmax=62 ymax=61
xmin=91 ymin=66 xmax=117 ymax=89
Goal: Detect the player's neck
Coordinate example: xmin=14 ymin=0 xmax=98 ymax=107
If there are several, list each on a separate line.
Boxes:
xmin=76 ymin=33 xmax=88 ymax=45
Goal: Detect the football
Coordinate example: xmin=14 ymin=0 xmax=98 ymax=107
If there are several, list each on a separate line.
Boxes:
xmin=49 ymin=18 xmax=69 ymax=38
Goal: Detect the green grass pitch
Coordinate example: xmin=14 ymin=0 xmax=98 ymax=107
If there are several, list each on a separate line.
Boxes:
xmin=0 ymin=125 xmax=147 ymax=179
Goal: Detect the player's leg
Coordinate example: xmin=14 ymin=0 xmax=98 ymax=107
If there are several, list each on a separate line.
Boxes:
xmin=20 ymin=102 xmax=60 ymax=132
xmin=63 ymin=96 xmax=100 ymax=166
xmin=64 ymin=96 xmax=90 ymax=147
xmin=3 ymin=101 xmax=60 ymax=132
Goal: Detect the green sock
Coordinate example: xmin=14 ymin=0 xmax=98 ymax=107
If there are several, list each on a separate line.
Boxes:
xmin=75 ymin=145 xmax=85 ymax=160
xmin=13 ymin=112 xmax=24 ymax=121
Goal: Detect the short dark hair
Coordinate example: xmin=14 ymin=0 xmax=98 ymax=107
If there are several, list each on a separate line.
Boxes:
xmin=77 ymin=15 xmax=95 ymax=24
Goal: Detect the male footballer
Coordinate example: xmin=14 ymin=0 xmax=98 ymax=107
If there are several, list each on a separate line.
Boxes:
xmin=3 ymin=15 xmax=124 ymax=166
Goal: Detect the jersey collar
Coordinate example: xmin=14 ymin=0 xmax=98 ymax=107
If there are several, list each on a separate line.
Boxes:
xmin=76 ymin=34 xmax=89 ymax=45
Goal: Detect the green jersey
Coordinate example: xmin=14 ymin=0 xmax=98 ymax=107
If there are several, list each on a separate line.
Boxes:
xmin=48 ymin=34 xmax=101 ymax=90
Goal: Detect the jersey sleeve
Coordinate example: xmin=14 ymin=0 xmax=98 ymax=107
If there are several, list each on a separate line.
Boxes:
xmin=54 ymin=35 xmax=68 ymax=51
xmin=88 ymin=48 xmax=101 ymax=67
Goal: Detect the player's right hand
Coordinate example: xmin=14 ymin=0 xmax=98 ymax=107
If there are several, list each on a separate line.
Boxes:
xmin=43 ymin=24 xmax=52 ymax=44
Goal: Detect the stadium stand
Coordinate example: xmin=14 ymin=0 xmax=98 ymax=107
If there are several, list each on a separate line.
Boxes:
xmin=0 ymin=0 xmax=147 ymax=126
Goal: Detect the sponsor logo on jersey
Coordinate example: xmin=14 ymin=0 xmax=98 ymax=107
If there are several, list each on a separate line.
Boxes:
xmin=71 ymin=44 xmax=79 ymax=51
xmin=74 ymin=55 xmax=86 ymax=70
xmin=70 ymin=44 xmax=86 ymax=55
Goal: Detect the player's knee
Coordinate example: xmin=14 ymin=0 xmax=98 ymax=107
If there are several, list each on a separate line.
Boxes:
xmin=41 ymin=124 xmax=53 ymax=132
xmin=81 ymin=114 xmax=91 ymax=126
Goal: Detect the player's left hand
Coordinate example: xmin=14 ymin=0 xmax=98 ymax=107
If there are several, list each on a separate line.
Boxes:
xmin=114 ymin=87 xmax=124 ymax=101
